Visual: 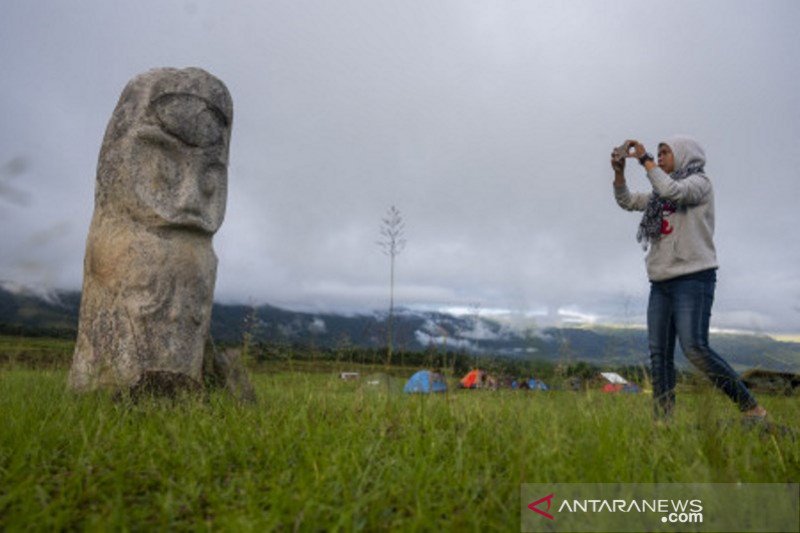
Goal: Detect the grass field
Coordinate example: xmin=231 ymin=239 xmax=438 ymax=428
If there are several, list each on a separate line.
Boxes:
xmin=0 ymin=335 xmax=74 ymax=368
xmin=1 ymin=366 xmax=798 ymax=531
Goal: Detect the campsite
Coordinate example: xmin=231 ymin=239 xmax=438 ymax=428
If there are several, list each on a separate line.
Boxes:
xmin=1 ymin=338 xmax=798 ymax=530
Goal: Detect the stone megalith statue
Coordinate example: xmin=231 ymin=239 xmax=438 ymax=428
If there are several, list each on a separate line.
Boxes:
xmin=69 ymin=67 xmax=250 ymax=398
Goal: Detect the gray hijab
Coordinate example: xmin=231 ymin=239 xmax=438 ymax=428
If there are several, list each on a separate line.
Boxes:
xmin=637 ymin=136 xmax=706 ymax=250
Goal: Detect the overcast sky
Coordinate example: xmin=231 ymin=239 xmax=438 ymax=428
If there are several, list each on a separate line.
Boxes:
xmin=1 ymin=1 xmax=799 ymax=332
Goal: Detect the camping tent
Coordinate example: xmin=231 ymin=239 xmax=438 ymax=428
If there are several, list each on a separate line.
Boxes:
xmin=601 ymin=372 xmax=628 ymax=384
xmin=599 ymin=372 xmax=640 ymax=393
xmin=404 ymin=370 xmax=447 ymax=394
xmin=513 ymin=378 xmax=548 ymax=390
xmin=526 ymin=378 xmax=549 ymax=391
xmin=459 ymin=369 xmax=485 ymax=389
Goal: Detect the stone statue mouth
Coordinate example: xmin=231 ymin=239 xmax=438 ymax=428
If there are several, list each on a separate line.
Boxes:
xmin=162 ymin=214 xmax=214 ymax=234
xmin=165 ymin=224 xmax=213 ymax=236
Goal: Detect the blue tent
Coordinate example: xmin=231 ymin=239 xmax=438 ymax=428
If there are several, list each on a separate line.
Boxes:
xmin=622 ymin=383 xmax=640 ymax=393
xmin=511 ymin=378 xmax=549 ymax=390
xmin=527 ymin=378 xmax=549 ymax=391
xmin=403 ymin=370 xmax=447 ymax=394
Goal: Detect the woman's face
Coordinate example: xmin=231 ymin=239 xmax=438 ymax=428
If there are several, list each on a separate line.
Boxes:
xmin=658 ymin=144 xmax=675 ymax=174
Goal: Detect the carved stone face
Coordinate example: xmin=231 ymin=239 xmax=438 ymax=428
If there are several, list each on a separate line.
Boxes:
xmin=98 ymin=68 xmax=233 ymax=235
xmin=130 ymin=95 xmax=228 ymax=233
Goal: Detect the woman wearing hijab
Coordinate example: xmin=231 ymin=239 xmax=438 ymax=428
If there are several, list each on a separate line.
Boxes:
xmin=611 ymin=135 xmax=767 ymax=420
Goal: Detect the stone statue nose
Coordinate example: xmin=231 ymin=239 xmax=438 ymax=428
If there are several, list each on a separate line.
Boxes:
xmin=175 ymin=162 xmax=204 ymax=214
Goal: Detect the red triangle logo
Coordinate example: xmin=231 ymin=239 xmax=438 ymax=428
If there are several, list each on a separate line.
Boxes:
xmin=528 ymin=493 xmax=555 ymax=520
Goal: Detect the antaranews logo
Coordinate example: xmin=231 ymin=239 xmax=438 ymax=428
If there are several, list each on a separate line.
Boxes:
xmin=522 ymin=483 xmax=799 ymax=533
xmin=527 ymin=493 xmax=555 ymax=520
xmin=526 ymin=492 xmax=704 ymax=525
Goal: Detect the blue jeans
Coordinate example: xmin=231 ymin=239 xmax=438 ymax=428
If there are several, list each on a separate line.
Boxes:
xmin=647 ymin=269 xmax=757 ymax=418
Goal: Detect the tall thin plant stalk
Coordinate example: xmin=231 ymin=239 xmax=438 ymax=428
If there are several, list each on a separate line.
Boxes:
xmin=377 ymin=205 xmax=406 ymax=367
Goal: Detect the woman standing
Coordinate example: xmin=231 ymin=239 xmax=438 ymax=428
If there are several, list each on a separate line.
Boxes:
xmin=611 ymin=135 xmax=767 ymax=420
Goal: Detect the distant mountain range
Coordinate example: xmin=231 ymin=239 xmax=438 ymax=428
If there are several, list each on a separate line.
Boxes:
xmin=1 ymin=284 xmax=798 ymax=372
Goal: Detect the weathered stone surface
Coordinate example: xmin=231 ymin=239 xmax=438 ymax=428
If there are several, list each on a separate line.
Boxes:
xmin=69 ymin=67 xmax=240 ymax=396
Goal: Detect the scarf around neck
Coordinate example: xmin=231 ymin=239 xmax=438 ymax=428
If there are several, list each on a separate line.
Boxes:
xmin=636 ymin=163 xmax=705 ymax=250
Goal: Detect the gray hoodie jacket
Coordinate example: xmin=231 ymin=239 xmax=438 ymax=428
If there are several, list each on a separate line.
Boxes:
xmin=614 ymin=136 xmax=718 ymax=281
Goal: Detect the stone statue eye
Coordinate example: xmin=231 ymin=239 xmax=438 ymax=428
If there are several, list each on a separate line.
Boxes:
xmin=138 ymin=128 xmax=180 ymax=151
xmin=153 ymin=94 xmax=226 ymax=147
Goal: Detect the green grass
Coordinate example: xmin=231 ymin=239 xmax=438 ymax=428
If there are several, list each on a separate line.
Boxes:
xmin=0 ymin=369 xmax=798 ymax=531
xmin=0 ymin=335 xmax=74 ymax=368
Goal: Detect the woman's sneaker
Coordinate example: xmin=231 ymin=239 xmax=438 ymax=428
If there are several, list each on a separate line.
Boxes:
xmin=742 ymin=405 xmax=768 ymax=420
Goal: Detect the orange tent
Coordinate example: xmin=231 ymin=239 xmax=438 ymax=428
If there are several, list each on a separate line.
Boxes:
xmin=460 ymin=369 xmax=485 ymax=389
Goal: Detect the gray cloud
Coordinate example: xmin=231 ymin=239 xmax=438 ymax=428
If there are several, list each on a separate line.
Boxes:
xmin=1 ymin=1 xmax=799 ymax=332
